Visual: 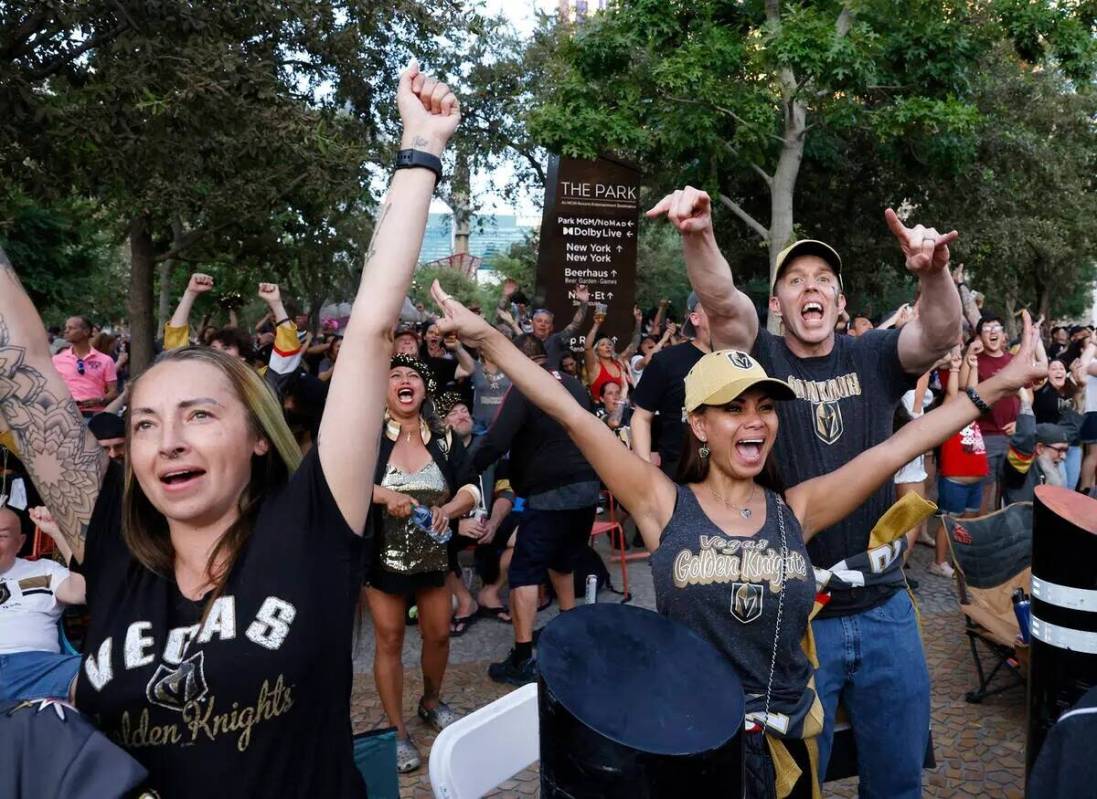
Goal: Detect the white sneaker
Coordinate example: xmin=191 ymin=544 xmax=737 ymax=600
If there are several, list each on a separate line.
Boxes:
xmin=928 ymin=561 xmax=955 ymax=578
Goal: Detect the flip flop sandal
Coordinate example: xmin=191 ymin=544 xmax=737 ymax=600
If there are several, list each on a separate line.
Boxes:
xmin=419 ymin=700 xmax=461 ymax=732
xmin=450 ymin=612 xmax=479 ymax=637
xmin=477 ymin=605 xmax=512 ymax=623
xmin=395 ymin=736 xmax=421 ymax=773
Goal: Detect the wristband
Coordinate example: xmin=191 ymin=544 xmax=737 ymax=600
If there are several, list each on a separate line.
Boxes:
xmin=395 ymin=149 xmax=443 ymax=183
xmin=274 ymin=317 xmax=291 ymax=327
xmin=965 ymin=386 xmax=992 ymax=414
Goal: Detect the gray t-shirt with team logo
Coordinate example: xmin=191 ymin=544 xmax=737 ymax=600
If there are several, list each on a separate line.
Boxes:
xmin=752 ymin=328 xmax=914 ymax=618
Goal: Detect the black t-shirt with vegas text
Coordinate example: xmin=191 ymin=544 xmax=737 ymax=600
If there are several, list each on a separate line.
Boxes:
xmin=74 ymin=450 xmax=365 ymax=798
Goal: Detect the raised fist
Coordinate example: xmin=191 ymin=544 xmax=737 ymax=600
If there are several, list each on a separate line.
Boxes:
xmin=397 ymin=59 xmax=460 ymax=156
xmin=574 ymin=284 xmax=590 ymax=304
xmin=257 ymin=283 xmax=281 ymax=304
xmin=187 ymin=273 xmax=214 ymax=295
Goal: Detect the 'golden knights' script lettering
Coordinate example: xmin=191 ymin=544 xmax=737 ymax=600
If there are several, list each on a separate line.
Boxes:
xmin=783 ymin=372 xmax=863 ymax=446
xmin=116 ymin=675 xmax=294 ymax=753
xmin=672 ymin=536 xmax=808 ymax=593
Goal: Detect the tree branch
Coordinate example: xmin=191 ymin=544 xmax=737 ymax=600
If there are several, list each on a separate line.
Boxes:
xmin=718 ymin=194 xmax=770 ymax=242
xmin=662 ymin=94 xmax=786 ymax=144
xmin=722 ymin=142 xmax=773 ymax=187
xmin=27 ymin=23 xmax=130 ymax=82
xmin=836 ymin=5 xmax=853 ymax=37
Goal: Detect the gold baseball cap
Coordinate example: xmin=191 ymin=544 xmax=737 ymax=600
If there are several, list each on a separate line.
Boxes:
xmin=684 ymin=350 xmax=796 ymax=413
xmin=771 ymin=239 xmax=843 ymax=294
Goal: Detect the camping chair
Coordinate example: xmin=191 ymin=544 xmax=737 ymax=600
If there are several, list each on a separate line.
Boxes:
xmin=27 ymin=527 xmax=57 ymax=561
xmin=941 ymin=502 xmax=1032 ymax=703
xmin=429 ymin=682 xmax=539 ymax=799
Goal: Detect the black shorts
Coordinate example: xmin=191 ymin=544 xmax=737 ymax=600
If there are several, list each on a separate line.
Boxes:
xmin=1081 ymin=412 xmax=1097 ymax=444
xmin=508 ymin=505 xmax=596 ymax=587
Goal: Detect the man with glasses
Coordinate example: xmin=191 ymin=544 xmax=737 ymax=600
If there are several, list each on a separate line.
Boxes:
xmin=50 ymin=316 xmax=117 ymax=417
xmin=1001 ymin=390 xmax=1073 ymax=503
xmin=498 ymin=279 xmax=590 ymax=369
xmin=974 ymin=313 xmax=1020 ymax=510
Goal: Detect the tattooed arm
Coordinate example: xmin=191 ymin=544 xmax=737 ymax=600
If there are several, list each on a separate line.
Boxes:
xmin=318 ymin=60 xmax=461 ymax=536
xmin=0 ymin=247 xmax=108 ymax=564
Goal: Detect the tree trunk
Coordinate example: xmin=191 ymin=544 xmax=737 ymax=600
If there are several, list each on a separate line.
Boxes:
xmin=451 ymin=154 xmax=471 ymax=256
xmin=128 ymin=215 xmax=156 ymax=376
xmin=157 ymin=260 xmax=173 ymax=331
xmin=766 ymin=92 xmax=807 ymax=333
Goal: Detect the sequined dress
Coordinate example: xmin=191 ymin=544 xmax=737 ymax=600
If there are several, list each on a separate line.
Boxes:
xmin=371 ymin=458 xmax=452 ymax=594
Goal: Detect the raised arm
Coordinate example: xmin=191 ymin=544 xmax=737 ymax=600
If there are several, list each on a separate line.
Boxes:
xmin=885 ymin=208 xmax=963 ymax=374
xmin=451 ymin=340 xmax=477 ymax=379
xmin=645 ymin=187 xmax=758 ymax=350
xmin=952 ymin=265 xmax=982 ymax=332
xmin=0 ymin=247 xmax=108 ymax=563
xmin=167 ymin=273 xmax=214 ymax=346
xmin=620 ymin=306 xmax=643 ymax=359
xmin=1080 ymin=339 xmax=1097 ymax=377
xmin=583 ymin=315 xmax=602 ymax=379
xmin=789 ymin=311 xmax=1046 ymax=539
xmin=317 ymin=61 xmax=460 ymax=535
xmin=558 ymin=284 xmax=591 ymax=340
xmin=432 ymin=281 xmax=677 ymax=547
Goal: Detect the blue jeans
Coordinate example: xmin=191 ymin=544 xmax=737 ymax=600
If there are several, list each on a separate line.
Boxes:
xmin=936 ymin=476 xmax=983 ymax=515
xmin=813 ymin=590 xmax=930 ymax=798
xmin=1065 ymin=445 xmax=1082 ymax=491
xmin=0 ymin=651 xmax=82 ymax=702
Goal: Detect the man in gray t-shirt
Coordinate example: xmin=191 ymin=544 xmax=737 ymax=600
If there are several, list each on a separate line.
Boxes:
xmin=647 ymin=186 xmax=962 ymax=798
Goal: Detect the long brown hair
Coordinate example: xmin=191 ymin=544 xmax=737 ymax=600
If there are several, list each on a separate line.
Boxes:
xmin=675 ymin=407 xmax=786 ymax=496
xmin=122 ymin=347 xmax=302 ymax=605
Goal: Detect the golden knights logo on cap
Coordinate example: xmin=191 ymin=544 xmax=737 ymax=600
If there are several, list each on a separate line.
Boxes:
xmin=727 ymin=351 xmax=754 ymax=370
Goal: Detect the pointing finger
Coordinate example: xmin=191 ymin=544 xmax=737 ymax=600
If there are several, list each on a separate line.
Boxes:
xmin=884 ymin=208 xmax=908 ymax=242
xmin=645 ymin=194 xmax=673 ymax=218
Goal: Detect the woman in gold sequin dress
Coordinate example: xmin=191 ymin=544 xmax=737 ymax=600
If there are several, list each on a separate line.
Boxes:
xmin=366 ymin=353 xmax=479 ymax=772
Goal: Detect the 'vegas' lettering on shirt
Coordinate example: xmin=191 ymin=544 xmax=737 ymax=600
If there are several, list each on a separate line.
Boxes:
xmin=84 ymin=595 xmax=296 ymax=692
xmin=783 ymin=373 xmax=862 ymax=404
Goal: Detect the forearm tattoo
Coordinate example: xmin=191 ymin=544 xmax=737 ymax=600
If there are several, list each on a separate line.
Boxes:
xmin=364 ymin=201 xmax=392 ymax=267
xmin=0 ymin=251 xmax=107 ymax=553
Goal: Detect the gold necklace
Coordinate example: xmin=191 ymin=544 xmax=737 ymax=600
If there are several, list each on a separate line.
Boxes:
xmin=709 ymin=482 xmax=757 ymax=520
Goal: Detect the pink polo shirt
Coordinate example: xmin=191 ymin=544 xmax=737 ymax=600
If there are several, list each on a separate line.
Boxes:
xmin=52 ymin=346 xmax=117 ymax=410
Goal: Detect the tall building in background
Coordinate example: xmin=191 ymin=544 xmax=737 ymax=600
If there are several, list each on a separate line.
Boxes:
xmin=418 ymin=204 xmax=537 ymax=277
xmin=558 ymin=0 xmax=608 ymax=23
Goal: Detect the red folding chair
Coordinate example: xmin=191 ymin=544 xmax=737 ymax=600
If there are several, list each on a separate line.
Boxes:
xmin=589 ymin=492 xmax=646 ymax=598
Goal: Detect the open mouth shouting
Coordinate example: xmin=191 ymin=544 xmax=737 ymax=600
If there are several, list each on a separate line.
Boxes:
xmin=800 ymin=301 xmax=825 ymax=324
xmin=396 ymin=386 xmax=417 ymax=407
xmin=734 ymin=437 xmax=766 ymax=466
xmin=159 ymin=466 xmax=207 ymax=493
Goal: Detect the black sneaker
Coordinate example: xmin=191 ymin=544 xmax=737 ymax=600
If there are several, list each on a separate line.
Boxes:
xmin=488 ymin=649 xmax=538 ymax=686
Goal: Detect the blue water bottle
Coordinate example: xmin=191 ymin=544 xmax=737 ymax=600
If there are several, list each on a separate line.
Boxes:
xmin=411 ymin=505 xmax=451 ymax=544
xmin=1012 ymin=588 xmax=1031 ymax=644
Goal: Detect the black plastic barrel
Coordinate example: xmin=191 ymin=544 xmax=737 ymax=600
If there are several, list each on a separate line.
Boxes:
xmin=1026 ymin=485 xmax=1097 ymax=776
xmin=537 ymin=603 xmax=744 ymax=798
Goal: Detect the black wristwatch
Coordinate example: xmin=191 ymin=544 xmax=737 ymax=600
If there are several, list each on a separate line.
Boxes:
xmin=395 ymin=149 xmax=443 ymax=184
xmin=965 ymin=386 xmax=992 ymax=414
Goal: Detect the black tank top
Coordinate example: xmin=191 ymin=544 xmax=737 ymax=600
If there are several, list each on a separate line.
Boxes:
xmin=650 ymin=484 xmax=816 ymax=737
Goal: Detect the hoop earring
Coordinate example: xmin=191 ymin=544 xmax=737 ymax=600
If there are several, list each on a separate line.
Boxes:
xmin=699 ymin=443 xmax=710 ymax=461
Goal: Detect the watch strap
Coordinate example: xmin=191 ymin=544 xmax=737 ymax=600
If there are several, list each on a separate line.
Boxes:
xmin=395 ymin=149 xmax=443 ymax=183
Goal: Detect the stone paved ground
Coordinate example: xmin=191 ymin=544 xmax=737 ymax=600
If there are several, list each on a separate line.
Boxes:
xmin=351 ymin=537 xmax=1028 ymax=798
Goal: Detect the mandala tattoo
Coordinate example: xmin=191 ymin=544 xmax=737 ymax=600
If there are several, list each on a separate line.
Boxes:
xmin=0 ymin=256 xmax=108 ymax=558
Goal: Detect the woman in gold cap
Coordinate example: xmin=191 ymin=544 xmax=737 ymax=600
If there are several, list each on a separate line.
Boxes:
xmin=430 ymin=279 xmax=1045 ymax=799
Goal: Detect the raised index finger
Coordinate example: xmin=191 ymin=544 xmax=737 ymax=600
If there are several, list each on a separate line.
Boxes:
xmin=883 ymin=208 xmax=909 ymax=242
xmin=645 ymin=194 xmax=673 ymax=218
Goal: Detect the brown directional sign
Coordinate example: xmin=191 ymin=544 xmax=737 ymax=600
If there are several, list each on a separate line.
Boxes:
xmin=535 ymin=155 xmax=641 ymax=350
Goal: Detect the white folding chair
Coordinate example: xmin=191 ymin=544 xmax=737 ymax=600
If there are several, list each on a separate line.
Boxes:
xmin=429 ymin=682 xmax=540 ymax=799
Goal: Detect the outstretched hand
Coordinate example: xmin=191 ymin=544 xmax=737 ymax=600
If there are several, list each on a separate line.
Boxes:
xmin=398 ymin=59 xmax=460 ymax=156
xmin=994 ymin=310 xmax=1047 ymax=392
xmin=884 ymin=208 xmax=958 ymax=275
xmin=646 ymin=186 xmax=712 ymax=235
xmin=28 ymin=506 xmax=61 ymax=539
xmin=431 ymin=280 xmax=495 ymax=346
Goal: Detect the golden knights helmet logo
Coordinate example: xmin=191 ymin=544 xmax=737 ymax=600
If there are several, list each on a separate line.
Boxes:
xmin=730 ymin=582 xmax=764 ymax=624
xmin=813 ymin=401 xmax=843 ymax=445
xmin=146 ymin=650 xmax=209 ymax=712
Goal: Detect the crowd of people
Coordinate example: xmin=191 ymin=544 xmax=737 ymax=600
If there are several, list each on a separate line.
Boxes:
xmin=1 ymin=61 xmax=1095 ymax=799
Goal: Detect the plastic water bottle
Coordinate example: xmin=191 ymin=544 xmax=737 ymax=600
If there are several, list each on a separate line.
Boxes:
xmin=585 ymin=574 xmax=598 ymax=605
xmin=1012 ymin=588 xmax=1031 ymax=644
xmin=411 ymin=505 xmax=451 ymax=544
